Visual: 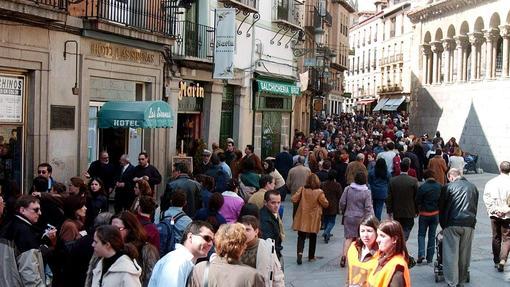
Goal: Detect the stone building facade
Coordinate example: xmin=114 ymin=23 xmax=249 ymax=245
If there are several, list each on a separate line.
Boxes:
xmin=408 ymin=0 xmax=510 ymax=172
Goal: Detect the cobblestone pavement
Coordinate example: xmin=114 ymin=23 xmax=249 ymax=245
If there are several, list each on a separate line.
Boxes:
xmin=280 ymin=173 xmax=510 ymax=287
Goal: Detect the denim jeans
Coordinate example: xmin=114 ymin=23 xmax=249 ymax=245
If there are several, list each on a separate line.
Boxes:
xmin=372 ymin=199 xmax=385 ymax=221
xmin=418 ymin=214 xmax=439 ymax=262
xmin=323 ymin=214 xmax=337 ymax=238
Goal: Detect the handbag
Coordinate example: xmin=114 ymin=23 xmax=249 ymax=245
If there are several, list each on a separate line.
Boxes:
xmin=341 ymin=187 xmax=350 ymax=225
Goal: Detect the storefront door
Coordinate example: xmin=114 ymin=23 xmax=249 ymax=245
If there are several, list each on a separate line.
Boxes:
xmin=177 ymin=113 xmax=201 ymax=154
xmin=220 ymin=85 xmax=234 ymax=147
xmin=261 ymin=112 xmax=282 ymax=159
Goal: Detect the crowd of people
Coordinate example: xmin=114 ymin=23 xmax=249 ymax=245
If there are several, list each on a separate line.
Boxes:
xmin=0 ymin=111 xmax=503 ymax=287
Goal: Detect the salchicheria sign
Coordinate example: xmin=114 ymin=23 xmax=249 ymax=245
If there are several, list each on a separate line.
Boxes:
xmin=257 ymin=79 xmax=300 ymax=96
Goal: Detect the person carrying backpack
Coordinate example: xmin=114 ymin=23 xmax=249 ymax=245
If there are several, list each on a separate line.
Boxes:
xmin=157 ymin=190 xmax=192 ymax=257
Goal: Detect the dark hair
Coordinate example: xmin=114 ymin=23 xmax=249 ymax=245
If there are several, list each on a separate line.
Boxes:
xmin=138 ymin=152 xmax=149 ymax=159
xmin=386 ymin=142 xmax=395 ymax=151
xmin=355 ymin=215 xmax=380 ymax=249
xmin=95 ymin=225 xmax=137 ymax=259
xmin=32 ymin=176 xmax=48 ymax=193
xmin=322 ymin=160 xmax=332 ymax=170
xmin=246 ymin=145 xmax=254 ymax=153
xmin=240 ymin=157 xmax=256 ymax=173
xmin=136 ymin=179 xmax=153 ymax=197
xmin=196 ymin=174 xmax=215 ymax=191
xmin=64 ymin=195 xmax=86 ymax=219
xmin=264 ymin=189 xmax=281 ymax=202
xmin=218 ymin=152 xmax=226 ymax=162
xmin=327 ymin=169 xmax=338 ymax=181
xmin=88 ymin=177 xmax=107 ymax=197
xmin=264 ymin=160 xmax=275 ymax=173
xmin=15 ymin=195 xmax=39 ymax=211
xmin=400 ymin=157 xmax=410 ymax=172
xmin=238 ymin=215 xmax=260 ymax=234
xmin=70 ymin=177 xmax=87 ymax=195
xmin=354 ymin=171 xmax=367 ymax=185
xmin=238 ymin=203 xmax=259 ymax=220
xmin=259 ymin=174 xmax=274 ymax=189
xmin=138 ymin=196 xmax=157 ymax=214
xmin=208 ymin=192 xmax=224 ymax=213
xmin=210 ymin=154 xmax=220 ymax=165
xmin=170 ymin=189 xmax=187 ymax=207
xmin=500 ymin=161 xmax=510 ymax=174
xmin=423 ymin=169 xmax=435 ymax=179
xmin=173 ymin=162 xmax=189 ymax=174
xmin=180 ymin=220 xmax=214 ymax=244
xmin=226 ymin=178 xmax=239 ymax=192
xmin=374 ymin=158 xmax=388 ymax=179
xmin=52 ymin=182 xmax=66 ymax=194
xmin=378 ymin=220 xmax=409 ymax=266
xmin=234 ymin=149 xmax=243 ymax=160
xmin=113 ymin=211 xmax=148 ymax=255
xmin=305 ymin=174 xmax=321 ymax=189
xmin=435 ymin=148 xmax=442 ymax=156
xmin=38 ymin=163 xmax=52 ymax=173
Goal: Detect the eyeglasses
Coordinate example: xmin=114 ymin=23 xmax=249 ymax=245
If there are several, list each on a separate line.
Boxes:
xmin=193 ymin=234 xmax=214 ymax=243
xmin=37 ymin=170 xmax=47 ymax=174
xmin=27 ymin=207 xmax=40 ymax=213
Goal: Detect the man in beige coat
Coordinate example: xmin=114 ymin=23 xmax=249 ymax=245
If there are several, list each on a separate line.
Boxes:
xmin=345 ymin=153 xmax=368 ymax=185
xmin=286 ymin=156 xmax=311 ymax=217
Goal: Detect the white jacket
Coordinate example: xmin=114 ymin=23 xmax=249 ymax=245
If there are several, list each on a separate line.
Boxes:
xmin=256 ymin=239 xmax=285 ymax=287
xmin=483 ymin=174 xmax=510 ymax=219
xmin=91 ymin=255 xmax=142 ymax=287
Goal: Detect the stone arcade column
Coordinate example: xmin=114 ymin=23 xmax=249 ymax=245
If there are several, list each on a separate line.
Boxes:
xmin=500 ymin=25 xmax=510 ymax=77
xmin=421 ymin=44 xmax=430 ymax=84
xmin=484 ymin=29 xmax=498 ymax=79
xmin=468 ymin=32 xmax=484 ymax=80
xmin=431 ymin=41 xmax=443 ymax=84
xmin=442 ymin=38 xmax=455 ymax=83
xmin=454 ymin=36 xmax=468 ymax=82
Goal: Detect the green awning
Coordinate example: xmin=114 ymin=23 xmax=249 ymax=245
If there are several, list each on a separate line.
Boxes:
xmin=257 ymin=79 xmax=300 ymax=96
xmin=98 ymin=101 xmax=174 ymax=128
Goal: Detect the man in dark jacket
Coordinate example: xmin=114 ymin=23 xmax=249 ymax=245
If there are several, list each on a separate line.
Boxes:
xmin=114 ymin=154 xmax=135 ymax=213
xmin=275 ymin=146 xmax=293 ymax=181
xmin=387 ymin=158 xmax=418 ymax=241
xmin=416 ymin=169 xmax=441 ymax=264
xmin=439 ymin=168 xmax=478 ymax=287
xmin=164 ymin=162 xmax=201 ymax=217
xmin=259 ymin=190 xmax=283 ymax=261
xmin=0 ymin=195 xmax=56 ymax=286
xmin=321 ymin=170 xmax=342 ymax=243
xmin=133 ymin=152 xmax=162 ymax=191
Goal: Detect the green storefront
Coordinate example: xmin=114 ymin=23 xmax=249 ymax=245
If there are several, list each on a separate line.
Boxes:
xmin=254 ymin=77 xmax=300 ymax=159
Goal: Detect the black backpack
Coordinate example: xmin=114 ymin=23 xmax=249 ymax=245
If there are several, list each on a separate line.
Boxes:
xmin=157 ymin=211 xmax=186 ymax=257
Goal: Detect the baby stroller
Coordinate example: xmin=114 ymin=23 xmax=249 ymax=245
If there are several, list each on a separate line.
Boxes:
xmin=463 ymin=153 xmax=478 ymax=174
xmin=434 ymin=230 xmax=470 ymax=283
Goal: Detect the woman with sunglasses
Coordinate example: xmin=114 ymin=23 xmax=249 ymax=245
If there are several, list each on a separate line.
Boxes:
xmin=367 ymin=220 xmax=411 ymax=287
xmin=111 ymin=211 xmax=159 ymax=287
xmin=346 ymin=215 xmax=380 ymax=287
xmin=91 ymin=225 xmax=141 ymax=287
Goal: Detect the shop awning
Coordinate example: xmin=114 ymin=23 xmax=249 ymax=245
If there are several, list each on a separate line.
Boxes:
xmin=382 ymin=97 xmax=405 ymax=111
xmin=373 ymin=98 xmax=388 ymax=112
xmin=356 ymin=99 xmax=376 ymax=105
xmin=98 ymin=101 xmax=175 ymax=128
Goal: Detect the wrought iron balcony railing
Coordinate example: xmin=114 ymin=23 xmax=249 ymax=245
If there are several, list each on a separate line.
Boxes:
xmin=31 ymin=0 xmax=67 ymax=10
xmin=173 ymin=20 xmax=215 ymax=61
xmin=304 ymin=5 xmax=321 ymax=31
xmin=219 ymin=0 xmax=257 ymax=12
xmin=80 ymin=0 xmax=178 ymax=36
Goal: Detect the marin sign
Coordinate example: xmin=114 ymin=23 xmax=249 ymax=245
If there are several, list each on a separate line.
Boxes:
xmin=257 ymin=80 xmax=300 ymax=96
xmin=178 ymin=81 xmax=205 ymax=100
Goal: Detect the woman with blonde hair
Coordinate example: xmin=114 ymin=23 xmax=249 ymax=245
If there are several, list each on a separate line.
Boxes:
xmin=291 ymin=173 xmax=329 ymax=264
xmin=188 ymin=223 xmax=265 ymax=287
xmin=448 ymin=147 xmax=465 ymax=175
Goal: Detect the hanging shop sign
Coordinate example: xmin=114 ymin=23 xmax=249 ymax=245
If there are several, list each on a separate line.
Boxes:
xmin=0 ymin=75 xmax=24 ymax=122
xmin=213 ymin=8 xmax=236 ymax=79
xmin=257 ymin=79 xmax=300 ymax=96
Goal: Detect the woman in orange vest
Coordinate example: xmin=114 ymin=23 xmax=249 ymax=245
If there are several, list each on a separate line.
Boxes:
xmin=346 ymin=215 xmax=380 ymax=287
xmin=367 ymin=220 xmax=411 ymax=287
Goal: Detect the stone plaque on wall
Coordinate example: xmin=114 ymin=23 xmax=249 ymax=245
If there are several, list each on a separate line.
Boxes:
xmin=50 ymin=105 xmax=75 ymax=130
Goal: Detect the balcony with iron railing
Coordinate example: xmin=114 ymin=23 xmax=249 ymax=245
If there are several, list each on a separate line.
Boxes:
xmin=0 ymin=0 xmax=68 ymax=23
xmin=273 ymin=1 xmax=302 ymax=31
xmin=172 ymin=20 xmax=215 ymax=62
xmin=304 ymin=5 xmax=321 ymax=33
xmin=69 ymin=0 xmax=178 ymax=45
xmin=219 ymin=0 xmax=257 ymax=13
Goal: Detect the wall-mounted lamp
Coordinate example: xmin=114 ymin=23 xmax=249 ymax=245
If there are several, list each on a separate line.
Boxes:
xmin=64 ymin=40 xmax=80 ymax=95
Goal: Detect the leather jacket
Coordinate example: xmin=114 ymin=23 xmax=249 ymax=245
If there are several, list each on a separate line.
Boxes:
xmin=439 ymin=177 xmax=479 ymax=229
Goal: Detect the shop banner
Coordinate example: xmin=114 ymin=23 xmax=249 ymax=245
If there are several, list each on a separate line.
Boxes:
xmin=0 ymin=75 xmax=24 ymax=122
xmin=213 ymin=8 xmax=236 ymax=79
xmin=257 ymin=79 xmax=300 ymax=96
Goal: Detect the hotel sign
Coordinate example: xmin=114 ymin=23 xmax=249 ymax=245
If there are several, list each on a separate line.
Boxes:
xmin=90 ymin=42 xmax=157 ymax=65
